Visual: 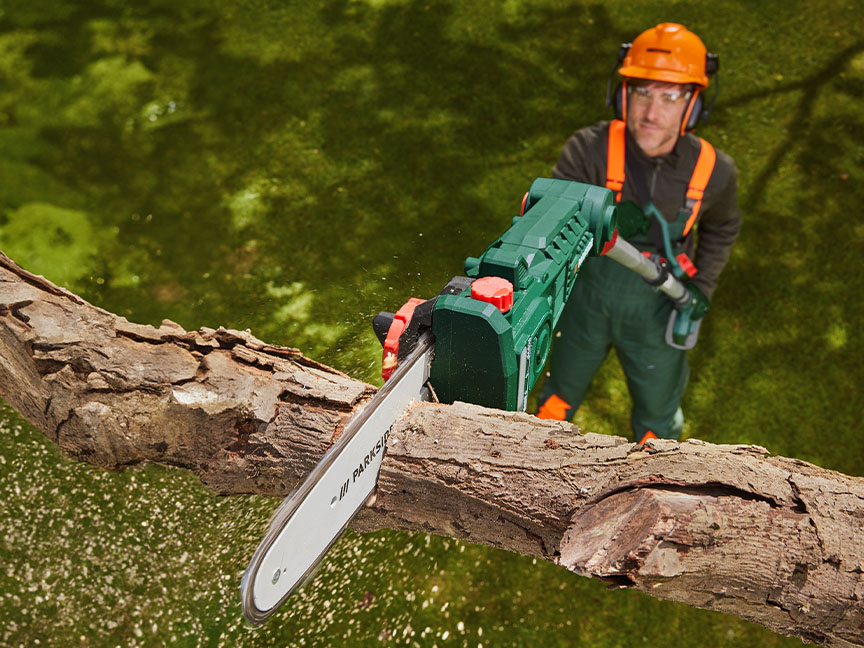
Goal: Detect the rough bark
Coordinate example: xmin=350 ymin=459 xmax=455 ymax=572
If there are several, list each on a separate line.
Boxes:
xmin=1 ymin=250 xmax=862 ymax=647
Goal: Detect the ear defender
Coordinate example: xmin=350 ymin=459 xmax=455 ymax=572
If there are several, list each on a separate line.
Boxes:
xmin=612 ymin=80 xmax=628 ymax=121
xmin=683 ymin=53 xmax=720 ymax=132
xmin=680 ymin=89 xmax=704 ymax=134
xmin=606 ymin=43 xmax=632 ymax=120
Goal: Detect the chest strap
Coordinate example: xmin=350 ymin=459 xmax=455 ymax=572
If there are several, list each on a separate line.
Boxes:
xmin=605 ymin=120 xmax=627 ymax=202
xmin=605 ymin=120 xmax=716 ymax=237
xmin=682 ymin=139 xmax=716 ymax=236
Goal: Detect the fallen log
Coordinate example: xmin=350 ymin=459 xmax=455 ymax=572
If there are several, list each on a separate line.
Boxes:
xmin=1 ymin=250 xmax=862 ymax=647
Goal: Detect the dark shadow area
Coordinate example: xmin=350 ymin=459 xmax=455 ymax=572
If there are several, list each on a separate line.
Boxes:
xmin=2 ymin=0 xmax=629 ymax=380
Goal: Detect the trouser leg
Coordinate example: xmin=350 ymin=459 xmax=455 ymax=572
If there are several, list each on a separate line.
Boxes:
xmin=614 ymin=302 xmax=689 ymax=440
xmin=536 ymin=285 xmax=610 ymax=421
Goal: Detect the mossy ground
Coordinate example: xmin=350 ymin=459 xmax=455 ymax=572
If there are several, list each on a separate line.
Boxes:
xmin=1 ymin=1 xmax=862 ymax=646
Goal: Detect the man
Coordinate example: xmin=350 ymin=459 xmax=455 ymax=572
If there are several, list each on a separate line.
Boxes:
xmin=535 ymin=23 xmax=741 ymax=444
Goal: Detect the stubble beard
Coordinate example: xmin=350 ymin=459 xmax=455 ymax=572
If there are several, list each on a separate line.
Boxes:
xmin=632 ymin=119 xmax=678 ymax=157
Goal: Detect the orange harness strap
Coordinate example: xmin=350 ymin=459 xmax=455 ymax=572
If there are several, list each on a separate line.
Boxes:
xmin=605 ymin=120 xmax=626 ymax=202
xmin=682 ymin=138 xmax=716 ymax=236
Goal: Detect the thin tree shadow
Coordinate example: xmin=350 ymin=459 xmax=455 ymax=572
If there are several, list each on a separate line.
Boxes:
xmin=688 ymin=39 xmax=864 ymax=474
xmin=721 ymin=40 xmax=864 ymax=212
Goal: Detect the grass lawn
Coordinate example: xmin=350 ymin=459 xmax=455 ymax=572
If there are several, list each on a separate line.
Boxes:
xmin=0 ymin=1 xmax=862 ymax=646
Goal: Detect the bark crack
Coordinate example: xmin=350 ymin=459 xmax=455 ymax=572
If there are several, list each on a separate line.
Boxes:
xmin=278 ymin=389 xmax=358 ymax=412
xmin=0 ymin=299 xmax=34 ymax=323
xmin=587 ymin=481 xmax=784 ymax=510
xmin=52 ymin=406 xmax=75 ymax=444
xmin=787 ymin=474 xmax=828 ymax=555
xmin=114 ymin=329 xmax=173 ymax=345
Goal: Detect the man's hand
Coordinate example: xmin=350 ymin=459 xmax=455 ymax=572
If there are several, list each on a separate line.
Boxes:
xmin=616 ymin=201 xmax=651 ymax=240
xmin=681 ymin=283 xmax=709 ymax=320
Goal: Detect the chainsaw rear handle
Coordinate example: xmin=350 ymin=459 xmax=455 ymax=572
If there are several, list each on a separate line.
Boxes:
xmin=603 ymin=233 xmax=688 ymax=302
xmin=602 ymin=233 xmax=705 ymax=349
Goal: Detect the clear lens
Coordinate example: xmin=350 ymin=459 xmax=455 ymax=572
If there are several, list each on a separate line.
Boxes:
xmin=628 ymin=85 xmax=691 ymax=105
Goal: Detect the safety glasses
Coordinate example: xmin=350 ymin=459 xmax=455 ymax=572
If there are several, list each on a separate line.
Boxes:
xmin=628 ymin=85 xmax=693 ymax=105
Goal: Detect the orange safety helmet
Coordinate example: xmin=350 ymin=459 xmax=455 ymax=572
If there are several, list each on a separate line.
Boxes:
xmin=618 ymin=23 xmax=710 ymax=88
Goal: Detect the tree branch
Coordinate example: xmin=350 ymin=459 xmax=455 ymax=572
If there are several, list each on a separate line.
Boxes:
xmin=1 ymin=250 xmax=862 ymax=647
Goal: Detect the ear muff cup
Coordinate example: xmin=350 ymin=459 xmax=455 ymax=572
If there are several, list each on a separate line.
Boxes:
xmin=681 ymin=90 xmax=704 ymax=134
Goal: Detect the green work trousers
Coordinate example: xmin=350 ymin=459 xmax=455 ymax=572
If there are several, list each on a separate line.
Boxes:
xmin=539 ymin=254 xmax=687 ymax=440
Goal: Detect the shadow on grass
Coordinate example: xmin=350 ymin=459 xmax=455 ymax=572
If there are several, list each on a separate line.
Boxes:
xmin=690 ymin=40 xmax=864 ymax=473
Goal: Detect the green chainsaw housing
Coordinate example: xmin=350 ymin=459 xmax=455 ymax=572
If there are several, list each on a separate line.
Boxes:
xmin=429 ymin=178 xmax=617 ymax=410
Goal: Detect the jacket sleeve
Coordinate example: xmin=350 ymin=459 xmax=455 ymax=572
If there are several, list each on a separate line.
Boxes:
xmin=690 ymin=154 xmax=742 ymax=300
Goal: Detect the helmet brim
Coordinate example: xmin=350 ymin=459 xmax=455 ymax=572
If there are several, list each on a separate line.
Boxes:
xmin=619 ymin=65 xmax=708 ymax=88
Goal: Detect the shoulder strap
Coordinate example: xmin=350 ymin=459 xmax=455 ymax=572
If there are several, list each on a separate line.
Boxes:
xmin=605 ymin=120 xmax=626 ymax=202
xmin=682 ymin=138 xmax=716 ymax=236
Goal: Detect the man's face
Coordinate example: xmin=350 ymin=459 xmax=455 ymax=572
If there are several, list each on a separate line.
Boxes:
xmin=625 ymin=80 xmax=691 ymax=157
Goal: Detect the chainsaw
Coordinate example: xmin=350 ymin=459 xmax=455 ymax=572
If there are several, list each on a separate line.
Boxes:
xmin=240 ymin=178 xmax=704 ymax=623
